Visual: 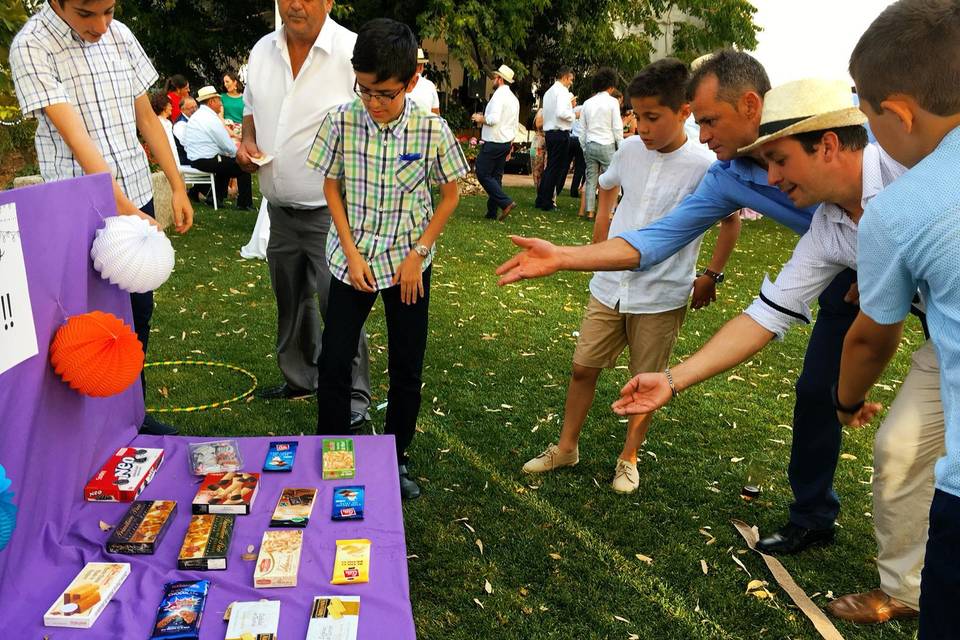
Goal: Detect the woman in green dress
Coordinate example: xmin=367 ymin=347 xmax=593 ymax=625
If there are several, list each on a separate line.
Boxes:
xmin=220 ymin=71 xmax=245 ymax=124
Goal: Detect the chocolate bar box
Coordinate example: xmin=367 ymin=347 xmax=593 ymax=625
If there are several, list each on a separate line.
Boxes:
xmin=106 ymin=500 xmax=177 ymax=554
xmin=177 ymin=514 xmax=235 ymax=570
xmin=192 ymin=471 xmax=260 ymax=515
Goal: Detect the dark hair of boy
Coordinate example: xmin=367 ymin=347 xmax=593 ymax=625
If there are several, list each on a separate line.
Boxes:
xmin=352 ymin=18 xmax=418 ymax=84
xmin=628 ymin=58 xmax=689 ymax=112
xmin=591 ymin=67 xmax=619 ymax=93
xmin=849 ymin=0 xmax=960 ymax=115
xmin=148 ymin=91 xmax=169 ymax=116
xmin=556 ymin=66 xmax=573 ymax=80
xmin=686 ymin=49 xmax=771 ymax=104
xmin=165 ymin=74 xmax=188 ymax=93
xmin=791 ymin=126 xmax=870 ymax=154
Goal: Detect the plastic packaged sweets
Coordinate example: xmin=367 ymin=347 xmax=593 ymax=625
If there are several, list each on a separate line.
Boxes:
xmin=322 ymin=438 xmax=355 ymax=480
xmin=271 ymin=487 xmax=317 ymax=527
xmin=331 ymin=485 xmax=365 ymax=521
xmin=188 ymin=439 xmax=243 ymax=475
xmin=84 ymin=447 xmax=164 ymax=502
xmin=263 ymin=440 xmax=298 ymax=472
xmin=224 ymin=600 xmax=280 ymax=640
xmin=330 ymin=539 xmax=371 ymax=585
xmin=43 ymin=562 xmax=130 ymax=628
xmin=254 ymin=529 xmax=304 ymax=588
xmin=150 ymin=579 xmax=210 ymax=639
xmin=106 ymin=500 xmax=177 ymax=554
xmin=306 ymin=596 xmax=360 ymax=640
xmin=192 ymin=471 xmax=260 ymax=515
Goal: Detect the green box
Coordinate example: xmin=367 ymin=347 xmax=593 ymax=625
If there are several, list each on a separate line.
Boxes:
xmin=322 ymin=438 xmax=356 ymax=480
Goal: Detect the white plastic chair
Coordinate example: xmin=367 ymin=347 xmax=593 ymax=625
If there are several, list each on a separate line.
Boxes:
xmin=180 ymin=166 xmax=218 ymax=210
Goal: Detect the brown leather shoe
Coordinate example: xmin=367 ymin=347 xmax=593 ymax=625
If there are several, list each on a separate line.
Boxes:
xmin=826 ymin=589 xmax=918 ymax=624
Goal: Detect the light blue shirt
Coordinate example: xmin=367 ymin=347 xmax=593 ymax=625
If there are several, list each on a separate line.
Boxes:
xmin=184 ymin=104 xmax=236 ymax=162
xmin=858 ymin=125 xmax=960 ymax=498
xmin=617 ymin=158 xmax=816 ymax=270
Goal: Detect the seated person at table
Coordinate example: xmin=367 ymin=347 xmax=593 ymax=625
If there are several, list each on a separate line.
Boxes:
xmin=148 ymin=91 xmax=181 ymax=171
xmin=183 ymin=85 xmax=252 ymax=210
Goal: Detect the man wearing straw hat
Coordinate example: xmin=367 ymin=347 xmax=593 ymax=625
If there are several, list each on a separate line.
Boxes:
xmin=409 ymin=48 xmax=440 ymax=115
xmin=472 ymin=65 xmax=520 ymax=221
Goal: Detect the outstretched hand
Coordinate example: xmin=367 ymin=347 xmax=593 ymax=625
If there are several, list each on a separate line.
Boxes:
xmin=837 ymin=401 xmax=883 ymax=428
xmin=611 ymin=372 xmax=673 ymax=415
xmin=495 ymin=236 xmax=563 ymax=285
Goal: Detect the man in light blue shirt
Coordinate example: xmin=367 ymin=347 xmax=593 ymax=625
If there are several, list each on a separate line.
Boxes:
xmin=498 ymin=49 xmax=860 ymax=556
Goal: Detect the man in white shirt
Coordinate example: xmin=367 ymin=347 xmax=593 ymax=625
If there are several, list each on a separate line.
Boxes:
xmin=184 ymin=86 xmax=252 ymax=210
xmin=580 ymin=68 xmax=624 ymax=218
xmin=236 ymin=0 xmax=371 ymax=426
xmin=535 ymin=67 xmax=576 ymax=211
xmin=471 ymin=64 xmax=520 ymax=221
xmin=408 ymin=48 xmax=440 ymax=115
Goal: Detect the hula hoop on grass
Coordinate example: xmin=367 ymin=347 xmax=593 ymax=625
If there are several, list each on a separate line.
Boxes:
xmin=143 ymin=360 xmax=258 ymax=413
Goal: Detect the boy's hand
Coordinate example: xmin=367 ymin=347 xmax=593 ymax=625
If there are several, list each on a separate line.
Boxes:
xmin=837 ymin=401 xmax=883 ymax=428
xmin=346 ymin=252 xmax=376 ymax=293
xmin=496 ymin=236 xmax=563 ymax=285
xmin=392 ymin=252 xmax=425 ymax=304
xmin=170 ymin=188 xmax=194 ymax=234
xmin=690 ymin=274 xmax=717 ymax=309
xmin=612 ymin=373 xmax=673 ymax=416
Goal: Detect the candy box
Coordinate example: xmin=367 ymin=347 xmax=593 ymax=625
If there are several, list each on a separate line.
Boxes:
xmin=188 ymin=439 xmax=243 ymax=475
xmin=331 ymin=485 xmax=365 ymax=521
xmin=254 ymin=529 xmax=303 ymax=588
xmin=263 ymin=440 xmax=298 ymax=472
xmin=330 ymin=539 xmax=371 ymax=585
xmin=106 ymin=500 xmax=177 ymax=554
xmin=224 ymin=600 xmax=280 ymax=640
xmin=178 ymin=514 xmax=235 ymax=570
xmin=84 ymin=447 xmax=164 ymax=502
xmin=43 ymin=562 xmax=130 ymax=628
xmin=271 ymin=487 xmax=317 ymax=527
xmin=192 ymin=471 xmax=260 ymax=515
xmin=150 ymin=579 xmax=209 ymax=640
xmin=322 ymin=438 xmax=355 ymax=480
xmin=306 ymin=596 xmax=360 ymax=640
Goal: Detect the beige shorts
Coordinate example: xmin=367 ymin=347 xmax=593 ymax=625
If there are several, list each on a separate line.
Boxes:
xmin=573 ymin=296 xmax=686 ymax=375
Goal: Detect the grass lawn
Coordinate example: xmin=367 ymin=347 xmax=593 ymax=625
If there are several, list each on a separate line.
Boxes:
xmin=148 ymin=184 xmax=923 ymax=639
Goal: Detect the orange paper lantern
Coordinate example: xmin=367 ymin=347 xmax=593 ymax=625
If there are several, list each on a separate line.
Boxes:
xmin=49 ymin=311 xmax=144 ymax=397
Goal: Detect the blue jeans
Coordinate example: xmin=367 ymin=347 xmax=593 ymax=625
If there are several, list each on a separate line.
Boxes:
xmin=475 ymin=141 xmax=512 ymax=217
xmin=919 ymin=489 xmax=960 ymax=638
xmin=583 ymin=141 xmax=615 ymax=213
xmin=788 ymin=268 xmax=859 ymax=529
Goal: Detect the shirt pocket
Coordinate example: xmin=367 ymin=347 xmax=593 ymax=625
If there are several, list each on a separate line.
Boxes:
xmin=395 ymin=158 xmax=426 ymax=193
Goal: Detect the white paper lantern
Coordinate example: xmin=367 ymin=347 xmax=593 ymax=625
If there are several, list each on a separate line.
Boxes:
xmin=90 ymin=215 xmax=175 ymax=293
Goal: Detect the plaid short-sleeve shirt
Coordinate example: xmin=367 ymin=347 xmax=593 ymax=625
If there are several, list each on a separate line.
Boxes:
xmin=9 ymin=4 xmax=159 ymax=208
xmin=307 ymin=98 xmax=469 ymax=290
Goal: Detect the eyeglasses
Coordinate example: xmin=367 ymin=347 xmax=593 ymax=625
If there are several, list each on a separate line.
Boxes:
xmin=354 ymin=80 xmax=406 ymax=104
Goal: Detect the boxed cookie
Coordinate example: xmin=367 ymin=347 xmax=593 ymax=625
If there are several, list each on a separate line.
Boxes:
xmin=106 ymin=500 xmax=177 ymax=554
xmin=192 ymin=471 xmax=260 ymax=515
xmin=321 ymin=438 xmax=355 ymax=480
xmin=254 ymin=529 xmax=303 ymax=588
xmin=271 ymin=487 xmax=317 ymax=528
xmin=150 ymin=579 xmax=209 ymax=640
xmin=84 ymin=447 xmax=164 ymax=502
xmin=224 ymin=600 xmax=280 ymax=640
xmin=43 ymin=562 xmax=130 ymax=628
xmin=178 ymin=513 xmax=235 ymax=570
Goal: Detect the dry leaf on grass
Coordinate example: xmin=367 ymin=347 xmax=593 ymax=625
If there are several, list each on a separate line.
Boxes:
xmin=475 ymin=539 xmax=484 ymax=555
xmin=635 ymin=554 xmax=654 ymax=565
xmin=473 ymin=598 xmax=484 ymax=609
xmin=840 ymin=453 xmax=857 ymax=460
xmin=613 ymin=615 xmax=631 ymax=623
xmin=549 ymin=552 xmax=562 ymax=561
xmin=484 ymin=579 xmax=493 ymax=594
xmin=700 ymin=559 xmax=709 ymax=574
xmin=731 ymin=554 xmax=751 ymax=576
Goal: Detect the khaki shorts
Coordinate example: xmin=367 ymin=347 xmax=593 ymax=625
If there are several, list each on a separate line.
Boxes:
xmin=573 ymin=296 xmax=686 ymax=375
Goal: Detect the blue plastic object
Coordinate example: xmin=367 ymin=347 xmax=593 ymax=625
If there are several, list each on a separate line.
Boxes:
xmin=0 ymin=465 xmax=16 ymax=551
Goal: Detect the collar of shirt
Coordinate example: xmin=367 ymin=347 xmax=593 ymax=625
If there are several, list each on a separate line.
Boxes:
xmin=276 ymin=16 xmax=335 ymax=57
xmin=39 ymin=2 xmax=87 ymax=45
xmin=818 ymin=144 xmax=894 ymax=227
xmin=724 ymin=156 xmax=770 ymax=186
xmin=363 ymin=97 xmax=411 ymax=139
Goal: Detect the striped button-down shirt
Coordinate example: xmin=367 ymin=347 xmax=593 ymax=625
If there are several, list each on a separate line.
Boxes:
xmin=9 ymin=3 xmax=159 ymax=208
xmin=306 ymin=98 xmax=470 ymax=290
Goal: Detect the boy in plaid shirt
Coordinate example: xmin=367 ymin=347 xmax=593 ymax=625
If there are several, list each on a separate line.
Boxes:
xmin=307 ymin=18 xmax=469 ymax=499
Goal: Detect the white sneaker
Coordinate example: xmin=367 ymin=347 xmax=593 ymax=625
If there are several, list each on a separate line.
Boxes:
xmin=611 ymin=458 xmax=639 ymax=494
xmin=522 ymin=443 xmax=579 ymax=473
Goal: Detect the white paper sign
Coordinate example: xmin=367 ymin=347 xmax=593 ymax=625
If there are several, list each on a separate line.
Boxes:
xmin=0 ymin=202 xmax=39 ymax=375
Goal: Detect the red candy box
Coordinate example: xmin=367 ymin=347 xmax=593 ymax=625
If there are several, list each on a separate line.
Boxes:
xmin=84 ymin=447 xmax=164 ymax=502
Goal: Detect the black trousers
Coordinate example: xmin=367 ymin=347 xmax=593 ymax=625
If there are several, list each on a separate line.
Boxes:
xmin=474 ymin=141 xmax=512 ymax=218
xmin=189 ymin=154 xmax=252 ymax=208
xmin=920 ymin=489 xmax=960 ymax=638
xmin=566 ymin=136 xmax=586 ymax=196
xmin=535 ymin=130 xmax=570 ymax=209
xmin=131 ymin=200 xmax=156 ymax=400
xmin=316 ymin=267 xmax=432 ymax=464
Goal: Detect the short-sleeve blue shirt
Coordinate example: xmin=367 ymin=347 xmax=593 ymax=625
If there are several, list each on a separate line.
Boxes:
xmin=858 ymin=125 xmax=960 ymax=498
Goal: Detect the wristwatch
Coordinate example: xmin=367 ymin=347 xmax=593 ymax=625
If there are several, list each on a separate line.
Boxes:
xmin=698 ymin=268 xmax=725 ymax=284
xmin=413 ymin=243 xmax=431 ymax=258
xmin=831 ymin=383 xmax=865 ymax=414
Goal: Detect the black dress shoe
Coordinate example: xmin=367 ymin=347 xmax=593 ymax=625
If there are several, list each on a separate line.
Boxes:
xmin=756 ymin=522 xmax=835 ymax=555
xmin=348 ymin=411 xmax=369 ymax=435
xmin=140 ymin=414 xmax=179 ymax=436
xmin=398 ymin=465 xmax=421 ymax=500
xmin=256 ymin=383 xmax=313 ymax=400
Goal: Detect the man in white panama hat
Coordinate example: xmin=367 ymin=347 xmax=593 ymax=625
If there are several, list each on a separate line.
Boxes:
xmin=408 ymin=48 xmax=440 ymax=115
xmin=472 ymin=64 xmax=520 ymax=221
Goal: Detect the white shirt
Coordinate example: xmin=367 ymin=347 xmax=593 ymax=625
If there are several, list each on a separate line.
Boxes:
xmin=173 ymin=118 xmax=188 ymax=144
xmin=244 ymin=18 xmax=357 ymax=208
xmin=581 ymin=91 xmax=624 ymax=147
xmin=570 ymin=106 xmax=584 ymax=140
xmin=184 ymin=104 xmax=236 ymax=161
xmin=480 ymin=84 xmax=519 ymax=144
xmin=744 ymin=144 xmax=907 ymax=337
xmin=409 ymin=74 xmax=440 ymax=114
xmin=159 ymin=117 xmax=181 ymax=171
xmin=542 ymin=81 xmax=575 ymax=131
xmin=590 ymin=135 xmax=715 ymax=313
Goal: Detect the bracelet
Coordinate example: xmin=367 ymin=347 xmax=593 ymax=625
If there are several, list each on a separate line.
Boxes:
xmin=664 ymin=367 xmax=678 ymax=398
xmin=831 ymin=383 xmax=865 ymax=414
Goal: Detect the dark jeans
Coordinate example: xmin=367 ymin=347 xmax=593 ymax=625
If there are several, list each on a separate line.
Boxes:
xmin=788 ymin=268 xmax=859 ymax=529
xmin=475 ymin=141 xmax=513 ymax=218
xmin=131 ymin=200 xmax=156 ymax=400
xmin=566 ymin=136 xmax=585 ymax=196
xmin=189 ymin=154 xmax=252 ymax=208
xmin=535 ymin=130 xmax=570 ymax=209
xmin=919 ymin=489 xmax=960 ymax=638
xmin=316 ymin=267 xmax=432 ymax=464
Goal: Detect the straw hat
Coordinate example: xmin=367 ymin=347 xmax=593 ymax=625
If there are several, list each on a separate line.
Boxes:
xmin=195 ymin=86 xmax=219 ymax=103
xmin=417 ymin=48 xmax=429 ymax=64
xmin=492 ymin=64 xmax=515 ymax=84
xmin=739 ymin=78 xmax=867 ymax=154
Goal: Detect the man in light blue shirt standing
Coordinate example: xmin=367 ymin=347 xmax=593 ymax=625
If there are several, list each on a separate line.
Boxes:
xmin=185 ymin=85 xmax=252 ymax=210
